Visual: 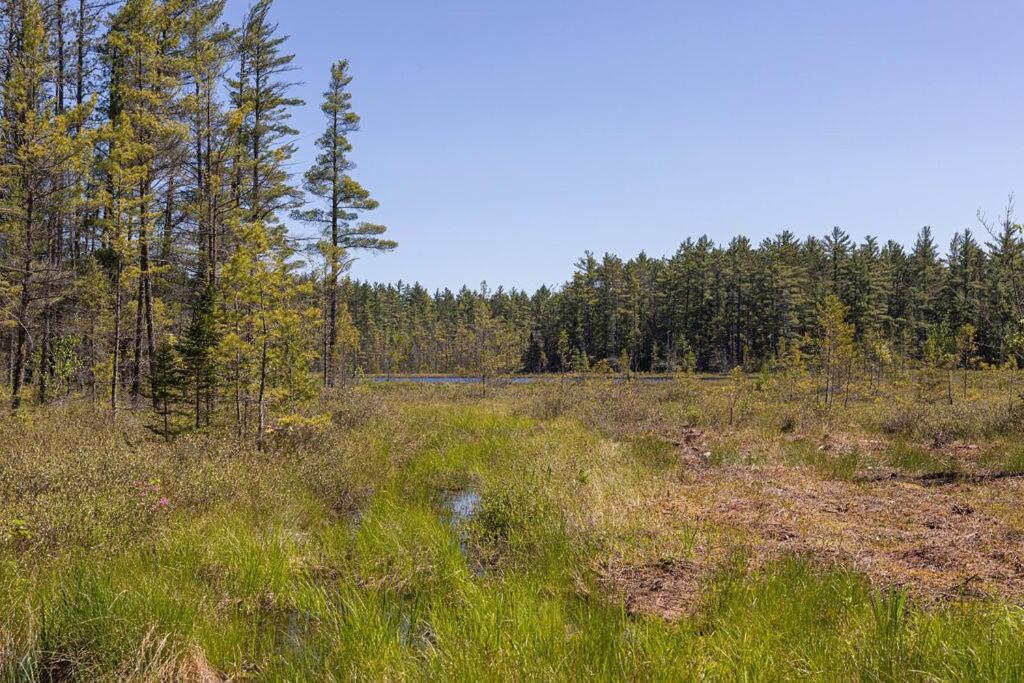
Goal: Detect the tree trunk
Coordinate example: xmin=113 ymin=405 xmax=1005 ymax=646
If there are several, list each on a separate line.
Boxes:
xmin=256 ymin=290 xmax=269 ymax=449
xmin=111 ymin=263 xmax=122 ymax=416
xmin=11 ymin=192 xmax=34 ymax=411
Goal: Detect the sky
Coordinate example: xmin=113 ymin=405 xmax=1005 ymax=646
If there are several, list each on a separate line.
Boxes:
xmin=224 ymin=0 xmax=1024 ymax=292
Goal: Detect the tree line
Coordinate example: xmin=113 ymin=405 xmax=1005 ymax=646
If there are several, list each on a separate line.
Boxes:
xmin=2 ymin=0 xmax=1022 ymax=440
xmin=340 ymin=218 xmax=1024 ymax=378
xmin=0 ymin=0 xmax=393 ymax=442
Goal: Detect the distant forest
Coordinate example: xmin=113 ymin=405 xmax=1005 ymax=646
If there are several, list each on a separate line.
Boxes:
xmin=342 ymin=220 xmax=1023 ymax=375
xmin=1 ymin=0 xmax=1021 ymax=440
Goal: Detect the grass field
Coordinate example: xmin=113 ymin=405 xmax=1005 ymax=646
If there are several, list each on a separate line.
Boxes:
xmin=1 ymin=376 xmax=1024 ymax=680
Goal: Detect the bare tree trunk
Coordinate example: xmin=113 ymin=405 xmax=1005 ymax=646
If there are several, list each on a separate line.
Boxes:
xmin=37 ymin=306 xmax=50 ymax=404
xmin=11 ymin=291 xmax=30 ymax=411
xmin=256 ymin=289 xmax=269 ymax=449
xmin=143 ymin=242 xmax=156 ymax=409
xmin=111 ymin=263 xmax=122 ymax=416
xmin=12 ymin=193 xmax=34 ymax=411
xmin=131 ymin=265 xmax=144 ymax=404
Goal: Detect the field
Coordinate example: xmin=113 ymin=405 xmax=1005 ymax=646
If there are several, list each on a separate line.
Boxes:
xmin=2 ymin=375 xmax=1024 ymax=680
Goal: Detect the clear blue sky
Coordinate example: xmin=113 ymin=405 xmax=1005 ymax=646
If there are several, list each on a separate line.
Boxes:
xmin=226 ymin=0 xmax=1024 ymax=292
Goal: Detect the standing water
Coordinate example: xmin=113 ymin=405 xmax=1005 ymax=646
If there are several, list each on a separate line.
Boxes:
xmin=448 ymin=491 xmax=481 ymax=521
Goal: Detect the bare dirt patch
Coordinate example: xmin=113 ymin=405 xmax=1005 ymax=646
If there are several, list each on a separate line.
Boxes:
xmin=664 ymin=427 xmax=711 ymax=467
xmin=599 ymin=557 xmax=708 ymax=620
xmin=599 ymin=428 xmax=1024 ymax=620
xmin=668 ymin=466 xmax=1024 ymax=602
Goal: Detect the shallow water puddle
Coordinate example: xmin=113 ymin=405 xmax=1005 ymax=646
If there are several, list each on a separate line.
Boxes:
xmin=448 ymin=490 xmax=481 ymax=522
xmin=444 ymin=490 xmax=487 ymax=575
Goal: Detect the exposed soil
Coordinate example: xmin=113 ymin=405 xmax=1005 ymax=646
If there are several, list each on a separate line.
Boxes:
xmin=604 ymin=433 xmax=1024 ymax=620
xmin=680 ymin=466 xmax=1024 ymax=601
xmin=600 ymin=558 xmax=708 ymax=620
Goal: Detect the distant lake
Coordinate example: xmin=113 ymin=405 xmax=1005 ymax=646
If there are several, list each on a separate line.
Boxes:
xmin=366 ymin=375 xmax=726 ymax=385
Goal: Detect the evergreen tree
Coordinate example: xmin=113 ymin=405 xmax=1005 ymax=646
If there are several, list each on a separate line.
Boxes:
xmin=179 ymin=284 xmax=219 ymax=427
xmin=295 ymin=59 xmax=394 ymax=387
xmin=1 ymin=0 xmax=92 ymax=409
xmin=908 ymin=226 xmax=944 ymax=352
xmin=231 ymin=0 xmax=303 ymax=226
xmin=984 ymin=213 xmax=1024 ymax=363
xmin=106 ymin=0 xmax=188 ymax=407
xmin=148 ymin=337 xmax=185 ymax=440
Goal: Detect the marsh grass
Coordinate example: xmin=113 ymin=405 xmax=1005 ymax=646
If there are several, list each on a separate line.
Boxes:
xmin=883 ymin=441 xmax=954 ymax=474
xmin=627 ymin=436 xmax=679 ymax=470
xmin=981 ymin=443 xmax=1024 ymax=475
xmin=1 ymin=383 xmax=1023 ymax=679
xmin=783 ymin=438 xmax=862 ymax=480
xmin=707 ymin=437 xmax=755 ymax=467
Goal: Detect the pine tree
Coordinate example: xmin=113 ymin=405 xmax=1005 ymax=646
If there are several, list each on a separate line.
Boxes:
xmin=179 ymin=284 xmax=219 ymax=427
xmin=945 ymin=230 xmax=986 ymax=334
xmin=219 ymin=221 xmax=319 ymax=446
xmin=148 ymin=337 xmax=184 ymax=440
xmin=231 ymin=0 xmax=303 ymax=226
xmin=983 ymin=212 xmax=1024 ymax=363
xmin=816 ymin=294 xmax=855 ymax=408
xmin=106 ymin=0 xmax=188 ymax=408
xmin=218 ymin=0 xmax=318 ymax=445
xmin=760 ymin=231 xmax=807 ymax=355
xmin=823 ymin=226 xmax=853 ymax=302
xmin=2 ymin=0 xmax=93 ymax=410
xmin=181 ymin=0 xmax=234 ymax=286
xmin=556 ymin=328 xmax=571 ymax=373
xmin=908 ymin=226 xmax=943 ymax=354
xmin=334 ymin=300 xmax=360 ymax=386
xmin=295 ymin=59 xmax=394 ymax=387
xmin=846 ymin=236 xmax=891 ymax=340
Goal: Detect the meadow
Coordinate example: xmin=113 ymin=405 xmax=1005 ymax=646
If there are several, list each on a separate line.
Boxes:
xmin=1 ymin=374 xmax=1024 ymax=681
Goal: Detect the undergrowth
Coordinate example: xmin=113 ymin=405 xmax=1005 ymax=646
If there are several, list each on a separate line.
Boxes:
xmin=0 ymin=382 xmax=1022 ymax=680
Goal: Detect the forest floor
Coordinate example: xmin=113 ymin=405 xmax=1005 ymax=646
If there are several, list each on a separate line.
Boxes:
xmin=1 ymin=377 xmax=1024 ymax=680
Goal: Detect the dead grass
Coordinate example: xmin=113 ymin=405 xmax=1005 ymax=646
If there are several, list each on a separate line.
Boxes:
xmin=599 ymin=557 xmax=710 ymax=620
xmin=639 ymin=463 xmax=1024 ymax=613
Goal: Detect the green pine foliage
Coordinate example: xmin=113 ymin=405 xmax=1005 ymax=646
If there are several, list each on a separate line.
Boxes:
xmin=338 ymin=219 xmax=1024 ymax=377
xmin=0 ymin=0 xmax=1023 ymax=415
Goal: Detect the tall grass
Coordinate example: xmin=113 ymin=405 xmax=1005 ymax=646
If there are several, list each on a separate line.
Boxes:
xmin=0 ymin=386 xmax=1022 ymax=679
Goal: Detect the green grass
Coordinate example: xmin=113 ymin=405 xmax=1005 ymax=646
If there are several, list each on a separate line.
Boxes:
xmin=627 ymin=436 xmax=679 ymax=470
xmin=884 ymin=440 xmax=954 ymax=474
xmin=783 ymin=438 xmax=862 ymax=480
xmin=1 ymin=388 xmax=1023 ymax=679
xmin=981 ymin=444 xmax=1024 ymax=475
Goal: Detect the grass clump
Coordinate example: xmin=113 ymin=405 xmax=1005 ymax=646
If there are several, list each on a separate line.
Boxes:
xmin=981 ymin=444 xmax=1024 ymax=475
xmin=783 ymin=438 xmax=861 ymax=480
xmin=883 ymin=441 xmax=952 ymax=474
xmin=627 ymin=436 xmax=679 ymax=470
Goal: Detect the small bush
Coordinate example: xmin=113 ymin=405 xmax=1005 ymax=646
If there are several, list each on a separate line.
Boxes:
xmin=468 ymin=481 xmax=568 ymax=573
